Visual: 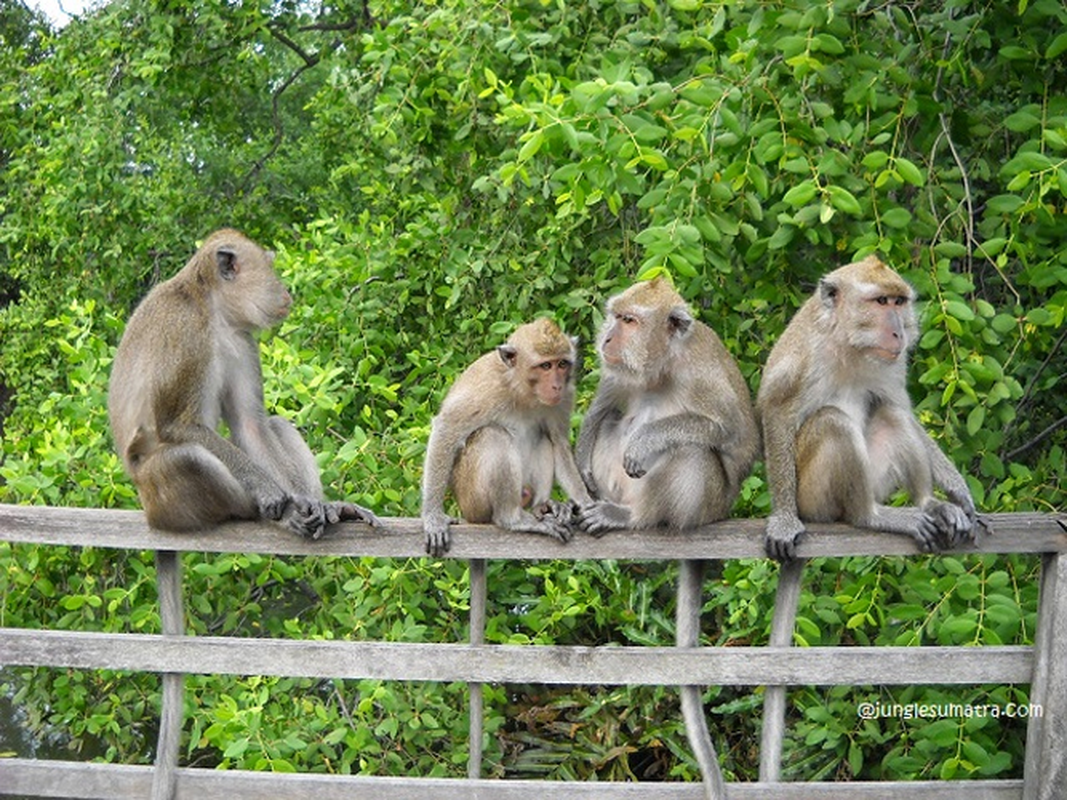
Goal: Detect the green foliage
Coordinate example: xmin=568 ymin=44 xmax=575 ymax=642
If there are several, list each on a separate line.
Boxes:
xmin=1 ymin=0 xmax=1064 ymax=787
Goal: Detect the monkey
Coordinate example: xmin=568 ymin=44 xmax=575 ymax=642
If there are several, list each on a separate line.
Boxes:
xmin=575 ymin=276 xmax=759 ymax=535
xmin=574 ymin=276 xmax=755 ymax=800
xmin=420 ymin=318 xmax=592 ymax=557
xmin=757 ymin=255 xmax=981 ymax=562
xmin=108 ymin=228 xmax=378 ymax=539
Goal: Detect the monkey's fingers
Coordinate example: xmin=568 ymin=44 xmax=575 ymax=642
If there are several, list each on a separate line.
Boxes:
xmin=283 ymin=496 xmax=327 ymax=540
xmin=913 ymin=515 xmax=944 ymax=553
xmin=764 ymin=516 xmax=804 ymax=562
xmin=424 ymin=523 xmax=452 ymax=557
xmin=328 ymin=501 xmax=382 ymax=527
xmin=256 ymin=490 xmax=291 ymax=522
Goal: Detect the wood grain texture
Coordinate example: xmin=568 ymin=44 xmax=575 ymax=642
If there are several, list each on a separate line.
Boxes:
xmin=1 ymin=504 xmax=1063 ymax=559
xmin=0 ymin=759 xmax=1027 ymax=799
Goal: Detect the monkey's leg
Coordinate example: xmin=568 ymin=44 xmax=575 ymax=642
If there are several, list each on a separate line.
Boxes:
xmin=632 ymin=447 xmax=729 ymax=530
xmin=455 ymin=427 xmax=571 ymax=542
xmin=135 ymin=444 xmax=257 ymax=531
xmin=262 ymin=416 xmax=324 ymax=497
xmin=798 ymin=408 xmax=941 ymax=552
xmin=795 ymin=407 xmax=872 ymax=525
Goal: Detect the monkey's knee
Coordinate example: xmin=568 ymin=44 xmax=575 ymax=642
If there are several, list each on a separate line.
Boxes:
xmin=137 ymin=445 xmax=255 ymax=531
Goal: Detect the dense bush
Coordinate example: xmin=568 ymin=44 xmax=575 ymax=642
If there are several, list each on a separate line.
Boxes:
xmin=0 ymin=0 xmax=1063 ymax=785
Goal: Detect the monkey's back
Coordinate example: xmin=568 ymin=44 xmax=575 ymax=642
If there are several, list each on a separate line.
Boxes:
xmin=108 ymin=268 xmax=212 ymax=469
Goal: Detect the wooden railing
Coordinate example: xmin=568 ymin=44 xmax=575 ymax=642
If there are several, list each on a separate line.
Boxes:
xmin=0 ymin=503 xmax=1064 ymax=799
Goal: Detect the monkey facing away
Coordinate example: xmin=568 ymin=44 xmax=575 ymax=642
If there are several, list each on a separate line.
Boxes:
xmin=421 ymin=318 xmax=592 ymax=557
xmin=575 ymin=276 xmax=759 ymax=535
xmin=758 ymin=255 xmax=980 ymax=562
xmin=108 ymin=228 xmax=378 ymax=539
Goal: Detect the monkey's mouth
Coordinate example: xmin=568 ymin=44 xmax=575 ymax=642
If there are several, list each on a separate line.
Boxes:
xmin=868 ymin=347 xmax=903 ymax=361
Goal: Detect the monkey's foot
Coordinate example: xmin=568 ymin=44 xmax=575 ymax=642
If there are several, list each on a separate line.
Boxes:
xmin=283 ymin=495 xmax=328 ymax=540
xmin=576 ymin=501 xmax=632 ymax=538
xmin=764 ymin=513 xmax=806 ymax=562
xmin=921 ymin=500 xmax=976 ymax=549
xmin=535 ymin=499 xmax=579 ymax=529
xmin=423 ymin=515 xmax=452 ymax=557
xmin=326 ymin=500 xmax=382 ymax=527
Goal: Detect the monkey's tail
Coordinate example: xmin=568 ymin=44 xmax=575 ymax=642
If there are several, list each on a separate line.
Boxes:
xmin=677 ymin=558 xmax=727 ymax=799
xmin=681 ymin=685 xmax=726 ymax=799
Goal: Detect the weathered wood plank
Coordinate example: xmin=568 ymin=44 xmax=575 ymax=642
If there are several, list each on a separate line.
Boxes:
xmin=1023 ymin=551 xmax=1067 ymax=800
xmin=1 ymin=504 xmax=1063 ymax=559
xmin=0 ymin=628 xmax=1033 ymax=685
xmin=0 ymin=759 xmax=1026 ymax=799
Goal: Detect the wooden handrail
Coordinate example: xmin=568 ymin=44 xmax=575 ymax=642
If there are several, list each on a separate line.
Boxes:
xmin=1 ymin=503 xmax=1064 ymax=800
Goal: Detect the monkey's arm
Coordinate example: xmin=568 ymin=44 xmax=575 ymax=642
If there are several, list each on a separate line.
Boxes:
xmin=575 ymin=390 xmax=618 ymax=498
xmin=759 ymin=390 xmax=808 ymax=562
xmin=548 ymin=413 xmax=593 ymax=506
xmin=919 ymin=428 xmax=980 ymax=545
xmin=420 ymin=418 xmax=462 ymax=556
xmin=622 ymin=413 xmax=734 ymax=479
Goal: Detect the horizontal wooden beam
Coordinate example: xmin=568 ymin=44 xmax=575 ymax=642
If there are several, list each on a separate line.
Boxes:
xmin=0 ymin=759 xmax=1026 ymax=799
xmin=1 ymin=504 xmax=1064 ymax=560
xmin=0 ymin=628 xmax=1033 ymax=686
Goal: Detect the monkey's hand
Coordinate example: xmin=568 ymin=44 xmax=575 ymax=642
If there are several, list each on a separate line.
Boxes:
xmin=921 ymin=499 xmax=975 ymax=549
xmin=622 ymin=436 xmax=658 ymax=479
xmin=577 ymin=501 xmax=632 ymax=538
xmin=534 ymin=500 xmax=579 ymax=542
xmin=283 ymin=495 xmax=328 ymax=540
xmin=765 ymin=513 xmax=805 ymax=562
xmin=255 ymin=485 xmax=292 ymax=523
xmin=325 ymin=501 xmax=382 ymax=527
xmin=423 ymin=513 xmax=452 ymax=557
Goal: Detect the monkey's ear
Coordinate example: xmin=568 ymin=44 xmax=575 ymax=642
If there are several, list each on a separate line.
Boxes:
xmin=216 ymin=246 xmax=239 ymax=281
xmin=819 ymin=277 xmax=839 ymax=309
xmin=667 ymin=306 xmax=693 ymax=338
xmin=497 ymin=344 xmax=519 ymax=367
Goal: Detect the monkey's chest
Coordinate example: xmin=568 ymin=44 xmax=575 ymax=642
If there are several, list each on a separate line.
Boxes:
xmin=590 ymin=405 xmax=662 ymax=504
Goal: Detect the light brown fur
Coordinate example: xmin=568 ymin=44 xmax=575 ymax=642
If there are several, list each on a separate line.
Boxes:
xmin=420 ymin=319 xmax=592 ymax=556
xmin=757 ymin=256 xmax=979 ymax=561
xmin=576 ymin=276 xmax=759 ymax=534
xmin=108 ymin=228 xmax=377 ymax=538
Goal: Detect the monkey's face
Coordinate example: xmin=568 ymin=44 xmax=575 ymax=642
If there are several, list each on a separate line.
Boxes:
xmin=528 ymin=357 xmax=574 ymax=406
xmin=821 ymin=257 xmax=918 ymax=364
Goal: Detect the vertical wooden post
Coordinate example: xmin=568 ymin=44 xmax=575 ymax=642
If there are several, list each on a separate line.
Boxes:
xmin=759 ymin=557 xmax=806 ymax=783
xmin=1023 ymin=551 xmax=1067 ymax=800
xmin=152 ymin=550 xmax=185 ymax=800
xmin=468 ymin=558 xmax=487 ymax=780
xmin=677 ymin=559 xmax=725 ymax=799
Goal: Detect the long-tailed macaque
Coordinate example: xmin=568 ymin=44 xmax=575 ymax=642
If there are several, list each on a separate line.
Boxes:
xmin=108 ymin=228 xmax=378 ymax=539
xmin=421 ymin=318 xmax=592 ymax=557
xmin=758 ymin=255 xmax=980 ymax=562
xmin=576 ymin=276 xmax=755 ymax=800
xmin=575 ymin=276 xmax=759 ymax=534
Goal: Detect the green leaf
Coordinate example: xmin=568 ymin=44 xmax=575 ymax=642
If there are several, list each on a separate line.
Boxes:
xmin=1045 ymin=32 xmax=1067 ymax=60
xmin=894 ymin=157 xmax=925 ymax=186
xmin=783 ymin=180 xmax=818 ymax=207
xmin=826 ymin=185 xmax=862 ymax=215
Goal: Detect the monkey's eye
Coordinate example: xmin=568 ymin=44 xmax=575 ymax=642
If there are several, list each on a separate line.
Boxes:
xmin=558 ymin=360 xmax=572 ymax=370
xmin=537 ymin=361 xmax=553 ymax=371
xmin=875 ymin=296 xmax=889 ymax=306
xmin=894 ymin=296 xmax=908 ymax=306
xmin=617 ymin=314 xmax=637 ymax=325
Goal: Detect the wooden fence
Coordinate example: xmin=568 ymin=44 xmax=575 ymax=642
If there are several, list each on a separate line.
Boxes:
xmin=0 ymin=503 xmax=1064 ymax=799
